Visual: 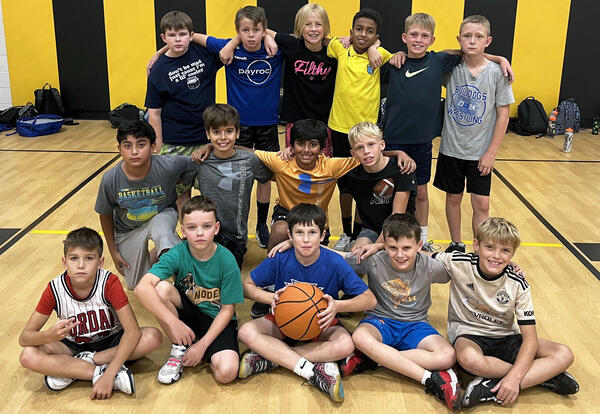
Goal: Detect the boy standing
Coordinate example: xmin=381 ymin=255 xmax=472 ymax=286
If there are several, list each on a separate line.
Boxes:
xmin=95 ymin=120 xmax=197 ymax=289
xmin=19 ymin=228 xmax=162 ymax=398
xmin=433 ymin=15 xmax=514 ymax=253
xmin=435 ymin=217 xmax=578 ymax=407
xmin=134 ymin=196 xmax=243 ymax=385
xmin=237 ymin=203 xmax=377 ymax=402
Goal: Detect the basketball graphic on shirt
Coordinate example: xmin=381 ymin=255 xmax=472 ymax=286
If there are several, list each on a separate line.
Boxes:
xmin=372 ymin=178 xmax=394 ymax=204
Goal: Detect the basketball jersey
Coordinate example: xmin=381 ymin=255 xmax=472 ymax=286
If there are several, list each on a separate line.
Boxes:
xmin=49 ymin=269 xmax=123 ymax=344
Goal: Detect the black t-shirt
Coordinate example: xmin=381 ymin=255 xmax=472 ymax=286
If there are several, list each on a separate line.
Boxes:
xmin=275 ymin=34 xmax=337 ymax=123
xmin=339 ymin=157 xmax=417 ymax=233
xmin=383 ymin=51 xmax=462 ymax=145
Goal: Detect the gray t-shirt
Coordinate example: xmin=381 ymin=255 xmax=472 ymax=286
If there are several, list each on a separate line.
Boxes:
xmin=346 ymin=251 xmax=450 ymax=322
xmin=194 ymin=150 xmax=272 ymax=242
xmin=95 ymin=155 xmax=196 ymax=233
xmin=440 ymin=60 xmax=514 ymax=160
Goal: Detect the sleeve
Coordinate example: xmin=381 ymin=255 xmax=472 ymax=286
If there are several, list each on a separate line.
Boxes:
xmin=327 ymin=37 xmax=343 ymax=58
xmin=440 ymin=52 xmax=463 ymax=73
xmin=35 ymin=284 xmax=56 ymax=315
xmin=424 ymin=254 xmax=451 ymax=284
xmin=328 ymin=157 xmax=360 ymax=178
xmin=144 ymin=71 xmax=164 ymax=109
xmin=250 ymin=153 xmax=273 ymax=183
xmin=250 ymin=256 xmax=277 ymax=288
xmin=392 ymin=164 xmax=416 ymax=192
xmin=377 ymin=47 xmax=393 ymax=64
xmin=254 ymin=150 xmax=281 ymax=171
xmin=495 ymin=69 xmax=515 ymax=106
xmin=336 ymin=254 xmax=369 ymax=296
xmin=432 ymin=252 xmax=455 ymax=278
xmin=148 ymin=247 xmax=179 ymax=281
xmin=94 ymin=172 xmax=116 ymax=215
xmin=206 ymin=36 xmax=229 ymax=54
xmin=178 ymin=156 xmax=201 ymax=188
xmin=104 ymin=273 xmax=129 ymax=311
xmin=514 ymin=277 xmax=536 ymax=325
xmin=218 ymin=250 xmax=244 ymax=305
xmin=274 ymin=33 xmax=297 ymax=55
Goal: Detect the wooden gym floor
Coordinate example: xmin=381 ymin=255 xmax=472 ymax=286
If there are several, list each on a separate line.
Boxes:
xmin=0 ymin=121 xmax=599 ymax=413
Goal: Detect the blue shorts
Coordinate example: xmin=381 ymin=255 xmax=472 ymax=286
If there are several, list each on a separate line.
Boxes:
xmin=360 ymin=315 xmax=440 ymax=351
xmin=384 ymin=142 xmax=433 ymax=186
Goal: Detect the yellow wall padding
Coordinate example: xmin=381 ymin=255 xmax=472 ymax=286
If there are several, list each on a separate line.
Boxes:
xmin=3 ymin=0 xmax=59 ymax=105
xmin=313 ymin=0 xmax=360 ymax=39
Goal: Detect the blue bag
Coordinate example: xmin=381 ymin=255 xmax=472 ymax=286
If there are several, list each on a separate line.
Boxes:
xmin=16 ymin=114 xmax=64 ymax=137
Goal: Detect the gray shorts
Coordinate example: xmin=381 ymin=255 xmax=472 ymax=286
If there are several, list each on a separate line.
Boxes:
xmin=115 ymin=208 xmax=181 ymax=289
xmin=357 ymin=228 xmax=379 ymax=243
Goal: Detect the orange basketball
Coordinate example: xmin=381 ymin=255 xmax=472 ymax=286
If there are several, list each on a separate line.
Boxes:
xmin=274 ymin=282 xmax=328 ymax=340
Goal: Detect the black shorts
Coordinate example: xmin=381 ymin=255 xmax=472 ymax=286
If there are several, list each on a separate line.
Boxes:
xmin=215 ymin=230 xmax=246 ymax=270
xmin=330 ymin=129 xmax=352 ymax=158
xmin=386 ymin=142 xmax=433 ymax=185
xmin=61 ymin=330 xmax=124 ymax=355
xmin=457 ymin=333 xmax=523 ymax=365
xmin=176 ymin=290 xmax=239 ymax=362
xmin=238 ymin=124 xmax=280 ymax=151
xmin=433 ymin=153 xmax=491 ymax=196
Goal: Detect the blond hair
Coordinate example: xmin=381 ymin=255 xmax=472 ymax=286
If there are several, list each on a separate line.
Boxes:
xmin=460 ymin=15 xmax=491 ymax=36
xmin=348 ymin=121 xmax=382 ymax=147
xmin=294 ymin=3 xmax=331 ymax=39
xmin=405 ymin=13 xmax=435 ymax=36
xmin=476 ymin=217 xmax=520 ymax=249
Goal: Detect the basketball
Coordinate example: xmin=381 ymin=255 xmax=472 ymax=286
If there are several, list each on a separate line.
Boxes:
xmin=274 ymin=282 xmax=328 ymax=340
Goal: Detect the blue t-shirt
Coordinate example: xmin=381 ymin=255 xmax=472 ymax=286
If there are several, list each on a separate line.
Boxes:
xmin=250 ymin=248 xmax=368 ymax=299
xmin=206 ymin=37 xmax=283 ymax=126
xmin=145 ymin=43 xmax=221 ymax=145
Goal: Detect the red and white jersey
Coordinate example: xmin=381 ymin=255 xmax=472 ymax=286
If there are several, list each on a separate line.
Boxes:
xmin=36 ymin=269 xmax=128 ymax=344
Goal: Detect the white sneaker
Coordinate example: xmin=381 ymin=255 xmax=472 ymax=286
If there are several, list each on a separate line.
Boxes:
xmin=92 ymin=364 xmax=135 ymax=395
xmin=75 ymin=351 xmax=96 ymax=365
xmin=333 ymin=233 xmax=351 ymax=252
xmin=158 ymin=344 xmax=187 ymax=384
xmin=44 ymin=350 xmax=96 ymax=390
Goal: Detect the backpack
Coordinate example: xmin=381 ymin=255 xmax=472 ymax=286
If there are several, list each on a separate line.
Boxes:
xmin=109 ymin=103 xmax=144 ymax=128
xmin=0 ymin=103 xmax=38 ymax=129
xmin=34 ymin=83 xmax=65 ymax=116
xmin=512 ymin=96 xmax=547 ymax=136
xmin=555 ymin=98 xmax=581 ymax=135
xmin=16 ymin=115 xmax=64 ymax=137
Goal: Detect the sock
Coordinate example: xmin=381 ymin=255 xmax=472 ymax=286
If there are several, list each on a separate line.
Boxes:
xmin=293 ymin=357 xmax=315 ymax=380
xmin=256 ymin=202 xmax=269 ymax=225
xmin=351 ymin=222 xmax=363 ymax=240
xmin=342 ymin=217 xmax=352 ymax=236
xmin=421 ymin=370 xmax=432 ymax=385
xmin=420 ymin=226 xmax=428 ymax=244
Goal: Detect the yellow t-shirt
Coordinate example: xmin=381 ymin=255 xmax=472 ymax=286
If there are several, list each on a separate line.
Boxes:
xmin=255 ymin=151 xmax=360 ymax=222
xmin=327 ymin=37 xmax=392 ymax=133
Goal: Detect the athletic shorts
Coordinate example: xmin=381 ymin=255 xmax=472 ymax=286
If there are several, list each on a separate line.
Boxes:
xmin=357 ymin=228 xmax=379 ymax=243
xmin=385 ymin=142 xmax=433 ymax=185
xmin=433 ymin=153 xmax=491 ymax=196
xmin=286 ymin=122 xmax=333 ymax=157
xmin=160 ymin=143 xmax=206 ymax=195
xmin=176 ymin=289 xmax=239 ymax=362
xmin=330 ymin=129 xmax=352 ymax=158
xmin=238 ymin=124 xmax=280 ymax=152
xmin=215 ymin=229 xmax=246 ymax=270
xmin=61 ymin=330 xmax=124 ymax=355
xmin=271 ymin=204 xmax=330 ymax=246
xmin=265 ymin=312 xmax=341 ymax=344
xmin=359 ymin=315 xmax=440 ymax=351
xmin=456 ymin=333 xmax=522 ymax=365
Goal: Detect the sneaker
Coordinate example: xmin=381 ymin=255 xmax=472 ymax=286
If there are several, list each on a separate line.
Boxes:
xmin=250 ymin=301 xmax=271 ymax=319
xmin=333 ymin=233 xmax=351 ymax=252
xmin=445 ymin=241 xmax=466 ymax=253
xmin=540 ymin=371 xmax=579 ymax=395
xmin=424 ymin=369 xmax=461 ymax=411
xmin=93 ymin=364 xmax=135 ymax=395
xmin=75 ymin=351 xmax=96 ymax=365
xmin=421 ymin=240 xmax=440 ymax=253
xmin=339 ymin=351 xmax=377 ymax=377
xmin=462 ymin=377 xmax=501 ymax=408
xmin=309 ymin=362 xmax=344 ymax=402
xmin=238 ymin=351 xmax=277 ymax=379
xmin=44 ymin=351 xmax=97 ymax=391
xmin=157 ymin=344 xmax=187 ymax=384
xmin=256 ymin=223 xmax=269 ymax=249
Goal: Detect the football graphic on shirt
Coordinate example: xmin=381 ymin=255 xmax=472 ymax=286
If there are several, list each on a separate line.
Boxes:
xmin=372 ymin=178 xmax=394 ymax=204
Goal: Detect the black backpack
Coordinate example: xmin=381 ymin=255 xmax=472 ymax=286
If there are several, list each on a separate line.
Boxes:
xmin=34 ymin=83 xmax=65 ymax=116
xmin=555 ymin=98 xmax=581 ymax=135
xmin=109 ymin=103 xmax=145 ymax=128
xmin=0 ymin=103 xmax=38 ymax=129
xmin=512 ymin=96 xmax=547 ymax=136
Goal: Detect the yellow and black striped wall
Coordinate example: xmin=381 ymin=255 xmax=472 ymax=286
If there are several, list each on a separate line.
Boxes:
xmin=3 ymin=0 xmax=598 ymax=123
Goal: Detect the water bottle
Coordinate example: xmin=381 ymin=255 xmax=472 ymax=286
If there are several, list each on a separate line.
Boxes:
xmin=593 ymin=116 xmax=599 ymax=135
xmin=563 ymin=128 xmax=573 ymax=153
xmin=547 ymin=113 xmax=557 ymax=138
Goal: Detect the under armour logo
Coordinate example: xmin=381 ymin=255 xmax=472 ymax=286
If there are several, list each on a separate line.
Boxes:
xmin=217 ymin=162 xmax=241 ymax=191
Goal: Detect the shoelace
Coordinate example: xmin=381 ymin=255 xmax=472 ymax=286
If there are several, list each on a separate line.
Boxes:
xmin=249 ymin=354 xmax=273 ymax=374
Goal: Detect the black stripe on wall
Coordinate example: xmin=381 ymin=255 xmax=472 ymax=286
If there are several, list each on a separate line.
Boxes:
xmin=52 ymin=0 xmax=110 ymax=119
xmin=361 ymin=0 xmax=412 ymax=53
xmin=154 ymin=0 xmax=207 ymax=51
xmin=559 ymin=0 xmax=600 ymax=125
xmin=258 ymin=0 xmax=307 ymax=34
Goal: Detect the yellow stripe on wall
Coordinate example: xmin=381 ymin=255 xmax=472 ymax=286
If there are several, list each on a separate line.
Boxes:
xmin=2 ymin=0 xmax=59 ymax=105
xmin=411 ymin=0 xmax=464 ymax=52
xmin=206 ymin=0 xmax=255 ymax=103
xmin=511 ymin=1 xmax=571 ymax=116
xmin=314 ymin=0 xmax=359 ymax=39
xmin=103 ymin=1 xmax=156 ymax=109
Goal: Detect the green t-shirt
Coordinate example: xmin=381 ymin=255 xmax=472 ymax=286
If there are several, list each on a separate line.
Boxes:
xmin=149 ymin=241 xmax=243 ymax=319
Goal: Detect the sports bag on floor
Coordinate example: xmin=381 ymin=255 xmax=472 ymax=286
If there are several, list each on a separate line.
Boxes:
xmin=34 ymin=83 xmax=65 ymax=116
xmin=513 ymin=96 xmax=547 ymax=136
xmin=555 ymin=98 xmax=581 ymax=135
xmin=16 ymin=115 xmax=64 ymax=137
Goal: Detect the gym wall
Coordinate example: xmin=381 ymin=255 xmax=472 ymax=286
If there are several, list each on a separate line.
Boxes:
xmin=2 ymin=0 xmax=598 ymax=123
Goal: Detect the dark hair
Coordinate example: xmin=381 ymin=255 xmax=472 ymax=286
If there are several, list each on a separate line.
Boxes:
xmin=160 ymin=10 xmax=193 ymax=34
xmin=382 ymin=213 xmax=421 ymax=242
xmin=287 ymin=203 xmax=326 ymax=234
xmin=203 ymin=104 xmax=240 ymax=132
xmin=290 ymin=119 xmax=327 ymax=149
xmin=63 ymin=227 xmax=103 ymax=256
xmin=352 ymin=8 xmax=382 ymax=34
xmin=235 ymin=6 xmax=267 ymax=31
xmin=180 ymin=195 xmax=218 ymax=223
xmin=116 ymin=119 xmax=156 ymax=145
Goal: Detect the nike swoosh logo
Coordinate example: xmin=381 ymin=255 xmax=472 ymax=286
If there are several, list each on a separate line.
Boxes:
xmin=405 ymin=67 xmax=429 ymax=78
xmin=482 ymin=380 xmax=491 ymax=387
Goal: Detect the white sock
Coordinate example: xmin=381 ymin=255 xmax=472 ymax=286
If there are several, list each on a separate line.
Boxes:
xmin=293 ymin=357 xmax=315 ymax=380
xmin=420 ymin=226 xmax=428 ymax=244
xmin=421 ymin=370 xmax=432 ymax=385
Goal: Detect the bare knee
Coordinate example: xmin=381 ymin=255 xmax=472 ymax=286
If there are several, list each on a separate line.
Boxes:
xmin=456 ymin=348 xmax=485 ymax=372
xmin=446 ymin=193 xmax=463 ymax=205
xmin=471 ymin=195 xmax=489 ymax=214
xmin=139 ymin=328 xmax=163 ymax=353
xmin=436 ymin=345 xmax=457 ymax=369
xmin=352 ymin=329 xmax=371 ymax=352
xmin=211 ymin=354 xmax=239 ymax=384
xmin=555 ymin=344 xmax=575 ymax=370
xmin=332 ymin=333 xmax=355 ymax=359
xmin=155 ymin=280 xmax=176 ymax=301
xmin=416 ymin=185 xmax=428 ymax=202
xmin=237 ymin=322 xmax=258 ymax=347
xmin=20 ymin=347 xmax=41 ymax=370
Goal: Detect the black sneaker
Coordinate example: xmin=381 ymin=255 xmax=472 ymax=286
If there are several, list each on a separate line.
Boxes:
xmin=540 ymin=371 xmax=579 ymax=395
xmin=445 ymin=241 xmax=466 ymax=253
xmin=309 ymin=362 xmax=344 ymax=402
xmin=250 ymin=301 xmax=270 ymax=319
xmin=424 ymin=369 xmax=461 ymax=411
xmin=462 ymin=377 xmax=501 ymax=408
xmin=339 ymin=351 xmax=377 ymax=377
xmin=256 ymin=223 xmax=269 ymax=249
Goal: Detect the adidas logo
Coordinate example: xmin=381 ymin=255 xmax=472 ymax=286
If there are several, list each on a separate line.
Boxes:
xmin=466 ymin=283 xmax=475 ymax=291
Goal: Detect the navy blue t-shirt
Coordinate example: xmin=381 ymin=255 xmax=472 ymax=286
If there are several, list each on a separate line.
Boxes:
xmin=145 ymin=43 xmax=221 ymax=146
xmin=206 ymin=37 xmax=283 ymax=126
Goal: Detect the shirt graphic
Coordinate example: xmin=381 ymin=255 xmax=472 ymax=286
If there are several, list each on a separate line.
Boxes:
xmin=217 ymin=162 xmax=241 ymax=191
xmin=382 ymin=278 xmax=417 ymax=308
xmin=118 ymin=185 xmax=166 ymax=222
xmin=181 ymin=272 xmax=221 ymax=307
xmin=448 ymin=84 xmax=487 ymax=126
xmin=168 ymin=58 xmax=207 ymax=87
